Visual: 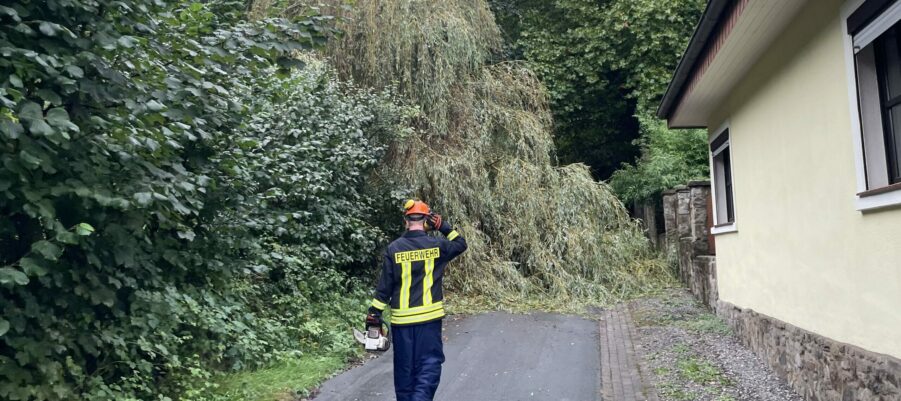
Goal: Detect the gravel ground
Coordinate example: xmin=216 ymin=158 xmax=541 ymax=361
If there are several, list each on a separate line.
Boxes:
xmin=631 ymin=289 xmax=803 ymax=401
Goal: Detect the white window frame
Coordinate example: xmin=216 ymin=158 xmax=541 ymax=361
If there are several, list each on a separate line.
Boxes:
xmin=843 ymin=0 xmax=901 ymax=211
xmin=709 ymin=122 xmax=737 ymax=235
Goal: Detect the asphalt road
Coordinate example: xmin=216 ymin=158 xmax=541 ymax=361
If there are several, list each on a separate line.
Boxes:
xmin=314 ymin=312 xmax=601 ymax=401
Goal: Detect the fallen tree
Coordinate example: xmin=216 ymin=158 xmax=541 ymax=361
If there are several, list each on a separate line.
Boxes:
xmin=319 ymin=0 xmax=672 ymax=307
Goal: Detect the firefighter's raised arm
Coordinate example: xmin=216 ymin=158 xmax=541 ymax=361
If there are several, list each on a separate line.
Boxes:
xmin=429 ymin=214 xmax=467 ymax=261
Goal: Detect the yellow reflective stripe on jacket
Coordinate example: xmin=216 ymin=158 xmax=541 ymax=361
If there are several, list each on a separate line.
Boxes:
xmin=391 ymin=302 xmax=444 ymax=317
xmin=423 ymin=258 xmax=435 ymax=305
xmin=447 ymin=230 xmax=460 ymax=241
xmin=371 ymin=298 xmax=387 ymax=310
xmin=400 ymin=261 xmax=412 ymax=309
xmin=390 ymin=309 xmax=446 ymax=325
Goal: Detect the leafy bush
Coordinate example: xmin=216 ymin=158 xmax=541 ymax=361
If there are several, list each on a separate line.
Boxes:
xmin=0 ymin=1 xmax=408 ymax=399
xmin=608 ymin=113 xmax=709 ymax=204
xmin=209 ymin=59 xmax=413 ymax=361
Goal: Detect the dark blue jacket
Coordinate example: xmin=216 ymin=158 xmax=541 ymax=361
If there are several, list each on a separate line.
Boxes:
xmin=370 ymin=225 xmax=467 ymax=325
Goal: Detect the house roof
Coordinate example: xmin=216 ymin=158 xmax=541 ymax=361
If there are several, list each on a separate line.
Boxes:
xmin=655 ymin=0 xmax=733 ymax=124
xmin=657 ymin=0 xmax=809 ymax=128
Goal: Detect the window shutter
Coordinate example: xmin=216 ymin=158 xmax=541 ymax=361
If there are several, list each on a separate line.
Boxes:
xmin=852 ymin=0 xmax=901 ymax=52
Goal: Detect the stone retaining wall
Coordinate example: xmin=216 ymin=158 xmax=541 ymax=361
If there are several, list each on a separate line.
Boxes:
xmin=717 ymin=301 xmax=901 ymax=401
xmin=662 ymin=180 xmax=901 ymax=401
xmin=662 ymin=181 xmax=716 ymax=309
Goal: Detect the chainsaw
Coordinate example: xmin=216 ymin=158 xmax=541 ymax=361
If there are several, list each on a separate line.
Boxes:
xmin=353 ymin=320 xmax=390 ymax=352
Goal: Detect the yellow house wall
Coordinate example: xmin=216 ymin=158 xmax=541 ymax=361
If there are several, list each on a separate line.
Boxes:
xmin=709 ymin=0 xmax=901 ymax=359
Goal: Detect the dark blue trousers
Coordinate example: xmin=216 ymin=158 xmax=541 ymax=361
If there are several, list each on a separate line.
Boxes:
xmin=392 ymin=319 xmax=445 ymax=401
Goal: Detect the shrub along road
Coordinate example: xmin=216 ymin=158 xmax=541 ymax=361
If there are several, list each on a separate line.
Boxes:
xmin=313 ymin=312 xmax=601 ymax=401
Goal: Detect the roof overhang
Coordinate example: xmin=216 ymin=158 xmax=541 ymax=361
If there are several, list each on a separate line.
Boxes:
xmin=657 ymin=0 xmax=810 ymax=128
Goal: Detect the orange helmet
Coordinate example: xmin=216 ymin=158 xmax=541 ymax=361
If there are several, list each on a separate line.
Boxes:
xmin=403 ymin=199 xmax=431 ymax=217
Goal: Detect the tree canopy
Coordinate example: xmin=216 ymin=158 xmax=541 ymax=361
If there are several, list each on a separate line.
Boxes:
xmin=490 ymin=0 xmax=705 ymax=181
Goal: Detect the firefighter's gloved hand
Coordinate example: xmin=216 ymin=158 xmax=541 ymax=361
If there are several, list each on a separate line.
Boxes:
xmin=429 ymin=214 xmax=452 ymax=235
xmin=427 ymin=214 xmax=442 ymax=232
xmin=366 ymin=313 xmax=382 ymax=326
xmin=366 ymin=307 xmax=382 ymax=326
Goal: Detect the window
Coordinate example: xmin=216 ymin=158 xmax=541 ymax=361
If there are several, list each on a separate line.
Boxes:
xmin=850 ymin=0 xmax=901 ymax=203
xmin=710 ymin=128 xmax=735 ymax=231
xmin=875 ymin=26 xmax=901 ymax=184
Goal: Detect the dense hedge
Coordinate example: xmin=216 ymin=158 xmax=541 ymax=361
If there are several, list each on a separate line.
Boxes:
xmin=0 ymin=1 xmax=406 ymax=399
xmin=211 ymin=60 xmax=411 ymax=365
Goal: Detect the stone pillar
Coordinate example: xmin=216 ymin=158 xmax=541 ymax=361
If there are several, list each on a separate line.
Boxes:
xmin=688 ymin=181 xmax=711 ymax=256
xmin=674 ymin=186 xmax=691 ymax=284
xmin=643 ymin=202 xmax=659 ymax=249
xmin=662 ymin=192 xmax=677 ymax=230
xmin=693 ymin=255 xmax=717 ymax=309
xmin=662 ymin=190 xmax=678 ymax=264
xmin=679 ymin=237 xmax=692 ymax=284
xmin=675 ymin=186 xmax=691 ymax=239
xmin=661 ymin=181 xmax=717 ymax=309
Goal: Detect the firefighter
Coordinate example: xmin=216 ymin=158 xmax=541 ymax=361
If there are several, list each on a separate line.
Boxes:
xmin=367 ymin=200 xmax=468 ymax=401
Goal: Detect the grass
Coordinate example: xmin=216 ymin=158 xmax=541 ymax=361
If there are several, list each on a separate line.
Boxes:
xmin=648 ymin=340 xmax=736 ymax=400
xmin=632 ymin=293 xmax=731 ymax=335
xmin=652 ymin=344 xmax=734 ymax=401
xmin=636 ymin=292 xmax=738 ymax=400
xmin=658 ymin=382 xmax=698 ymax=401
xmin=676 ymin=356 xmax=728 ymax=385
xmin=214 ymin=354 xmax=348 ymax=401
xmin=672 ymin=343 xmax=691 ymax=355
xmin=670 ymin=343 xmax=731 ymax=386
xmin=677 ymin=313 xmax=731 ymax=335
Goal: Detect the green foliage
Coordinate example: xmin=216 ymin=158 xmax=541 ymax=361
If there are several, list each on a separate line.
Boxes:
xmin=207 ymin=354 xmax=346 ymax=401
xmin=609 ymin=114 xmax=709 ymax=204
xmin=328 ymin=0 xmax=503 ymax=134
xmin=659 ymin=384 xmax=699 ymax=401
xmin=0 ymin=1 xmax=407 ymax=399
xmin=656 ymin=346 xmax=734 ymax=400
xmin=491 ymin=0 xmax=710 ymax=202
xmin=0 ymin=0 xmax=703 ymax=398
xmin=323 ymin=0 xmax=671 ymax=309
xmin=578 ymin=0 xmax=706 ymax=111
xmin=678 ymin=313 xmax=732 ymax=335
xmin=177 ymin=60 xmax=409 ymax=399
xmin=677 ymin=355 xmax=729 ymax=385
xmin=208 ymin=58 xmax=412 ymax=362
xmin=490 ymin=0 xmax=705 ymax=179
xmin=493 ymin=0 xmax=705 ymax=110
